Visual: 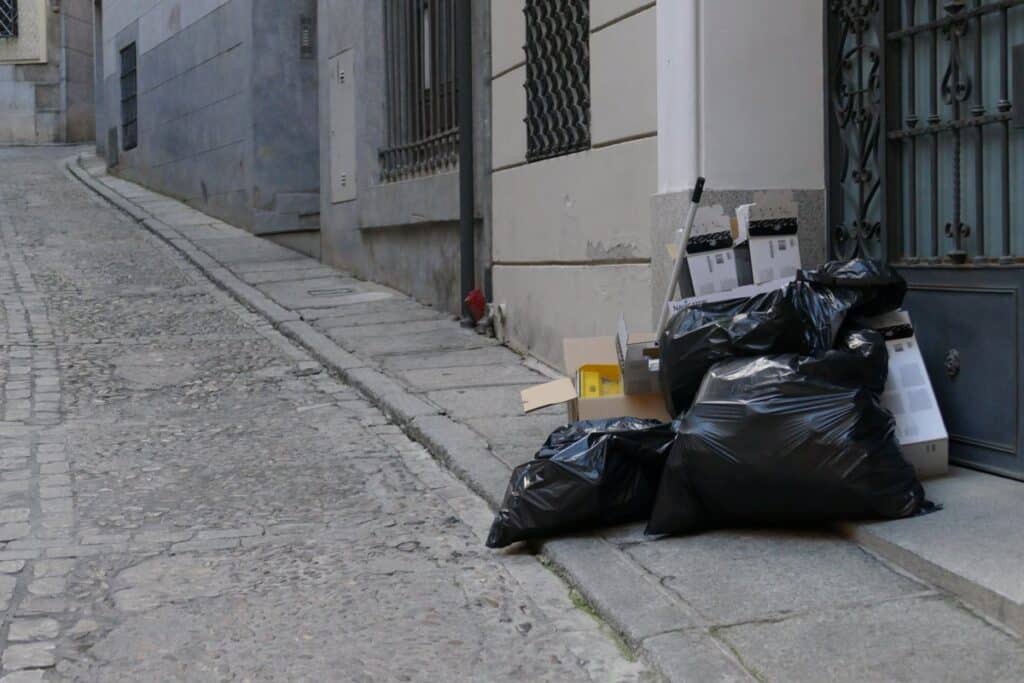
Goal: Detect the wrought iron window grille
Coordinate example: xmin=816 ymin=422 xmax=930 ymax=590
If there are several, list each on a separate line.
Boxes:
xmin=0 ymin=0 xmax=18 ymax=39
xmin=524 ymin=0 xmax=590 ymax=162
xmin=380 ymin=0 xmax=459 ymax=183
xmin=120 ymin=43 xmax=138 ymax=151
xmin=827 ymin=0 xmax=1021 ymax=264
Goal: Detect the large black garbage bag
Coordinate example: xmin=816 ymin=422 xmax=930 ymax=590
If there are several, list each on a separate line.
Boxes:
xmin=658 ymin=287 xmax=805 ymax=418
xmin=487 ymin=418 xmax=675 ymax=548
xmin=658 ymin=259 xmax=908 ymax=417
xmin=785 ymin=259 xmax=907 ymax=353
xmin=646 ymin=329 xmax=924 ymax=536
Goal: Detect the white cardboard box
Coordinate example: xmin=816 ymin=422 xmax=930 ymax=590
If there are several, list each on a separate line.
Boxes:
xmin=861 ymin=310 xmax=949 ymax=479
xmin=667 ymin=277 xmax=792 ymax=318
xmin=736 ymin=191 xmax=802 ymax=284
xmin=685 ymin=205 xmax=739 ymax=296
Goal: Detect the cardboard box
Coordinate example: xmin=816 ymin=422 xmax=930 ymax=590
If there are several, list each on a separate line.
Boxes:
xmin=685 ymin=205 xmax=739 ymax=296
xmin=861 ymin=310 xmax=949 ymax=479
xmin=521 ymin=337 xmax=670 ymax=422
xmin=666 ymin=277 xmax=793 ymax=318
xmin=616 ymin=315 xmax=659 ymax=395
xmin=735 ymin=191 xmax=802 ymax=284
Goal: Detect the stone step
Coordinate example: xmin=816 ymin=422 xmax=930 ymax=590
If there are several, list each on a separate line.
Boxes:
xmin=844 ymin=466 xmax=1024 ymax=637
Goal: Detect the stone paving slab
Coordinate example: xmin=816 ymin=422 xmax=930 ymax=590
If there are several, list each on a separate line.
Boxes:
xmin=718 ymin=596 xmax=1024 ymax=683
xmin=624 ymin=530 xmax=928 ymax=625
xmin=395 ymin=363 xmax=548 ymax=392
xmin=324 ymin=325 xmax=498 ymax=357
xmin=844 ymin=466 xmax=1024 ymax=636
xmin=66 ymin=150 xmax=1024 ymax=681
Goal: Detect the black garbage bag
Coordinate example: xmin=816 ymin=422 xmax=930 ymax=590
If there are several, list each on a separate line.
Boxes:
xmin=646 ymin=329 xmax=925 ymax=536
xmin=797 ymin=258 xmax=907 ymax=317
xmin=658 ymin=259 xmax=907 ymax=417
xmin=487 ymin=418 xmax=675 ymax=548
xmin=658 ymin=287 xmax=805 ymax=418
xmin=784 ymin=259 xmax=907 ymax=354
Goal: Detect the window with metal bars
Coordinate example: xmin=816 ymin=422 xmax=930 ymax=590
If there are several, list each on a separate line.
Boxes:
xmin=380 ymin=0 xmax=458 ymax=182
xmin=0 ymin=0 xmax=18 ymax=39
xmin=524 ymin=0 xmax=590 ymax=162
xmin=120 ymin=43 xmax=138 ymax=151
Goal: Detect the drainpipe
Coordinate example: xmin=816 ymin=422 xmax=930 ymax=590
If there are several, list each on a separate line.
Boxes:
xmin=455 ymin=0 xmax=476 ymax=327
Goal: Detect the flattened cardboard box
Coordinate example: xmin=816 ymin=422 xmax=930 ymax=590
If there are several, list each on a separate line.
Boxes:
xmin=521 ymin=337 xmax=670 ymax=422
xmin=861 ymin=310 xmax=948 ymax=479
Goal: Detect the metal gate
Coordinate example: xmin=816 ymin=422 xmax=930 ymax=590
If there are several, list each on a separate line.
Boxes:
xmin=826 ymin=0 xmax=1024 ymax=478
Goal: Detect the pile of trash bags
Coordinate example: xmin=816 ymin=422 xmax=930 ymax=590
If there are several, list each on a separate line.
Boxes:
xmin=487 ymin=259 xmax=931 ymax=549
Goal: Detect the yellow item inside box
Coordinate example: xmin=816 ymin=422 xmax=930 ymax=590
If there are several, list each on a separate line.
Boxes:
xmin=578 ymin=365 xmax=623 ymax=398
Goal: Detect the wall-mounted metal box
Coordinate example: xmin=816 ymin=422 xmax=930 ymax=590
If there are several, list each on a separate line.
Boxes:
xmin=329 ymin=48 xmax=356 ymax=203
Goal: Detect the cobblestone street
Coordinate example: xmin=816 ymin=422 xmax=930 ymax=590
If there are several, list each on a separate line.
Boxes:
xmin=0 ymin=147 xmax=651 ymax=681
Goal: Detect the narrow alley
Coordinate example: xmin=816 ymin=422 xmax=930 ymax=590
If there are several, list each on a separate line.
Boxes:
xmin=0 ymin=146 xmax=648 ymax=681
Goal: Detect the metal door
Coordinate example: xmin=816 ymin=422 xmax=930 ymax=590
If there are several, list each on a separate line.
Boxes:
xmin=826 ymin=0 xmax=1024 ymax=479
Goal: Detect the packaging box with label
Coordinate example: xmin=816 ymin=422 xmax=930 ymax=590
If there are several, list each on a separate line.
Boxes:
xmin=861 ymin=310 xmax=949 ymax=479
xmin=685 ymin=205 xmax=739 ymax=296
xmin=735 ymin=191 xmax=802 ymax=285
xmin=666 ymin=277 xmax=793 ymax=318
xmin=521 ymin=337 xmax=670 ymax=422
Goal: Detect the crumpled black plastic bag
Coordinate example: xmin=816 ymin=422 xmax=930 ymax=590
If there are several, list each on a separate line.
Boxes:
xmin=797 ymin=258 xmax=908 ymax=317
xmin=784 ymin=259 xmax=907 ymax=353
xmin=487 ymin=418 xmax=675 ymax=548
xmin=658 ymin=287 xmax=804 ymax=418
xmin=658 ymin=259 xmax=906 ymax=417
xmin=646 ymin=329 xmax=925 ymax=536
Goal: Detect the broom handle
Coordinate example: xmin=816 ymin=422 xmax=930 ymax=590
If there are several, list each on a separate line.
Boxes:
xmin=655 ymin=177 xmax=705 ymax=339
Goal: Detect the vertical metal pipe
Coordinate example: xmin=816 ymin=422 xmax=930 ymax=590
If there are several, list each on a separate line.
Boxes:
xmin=398 ymin=0 xmax=408 ymax=177
xmin=412 ymin=0 xmax=421 ymax=173
xmin=929 ymin=0 xmax=939 ymax=260
xmin=385 ymin=2 xmax=395 ymax=179
xmin=998 ymin=7 xmax=1011 ymax=260
xmin=449 ymin=0 xmax=457 ymax=162
xmin=431 ymin=0 xmax=439 ymax=148
xmin=456 ymin=0 xmax=475 ymax=324
xmin=972 ymin=0 xmax=985 ymax=260
xmin=905 ymin=0 xmax=918 ymax=259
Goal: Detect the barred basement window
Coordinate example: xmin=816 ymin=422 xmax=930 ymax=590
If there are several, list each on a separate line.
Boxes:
xmin=0 ymin=0 xmax=18 ymax=39
xmin=380 ymin=0 xmax=458 ymax=182
xmin=120 ymin=43 xmax=138 ymax=151
xmin=524 ymin=0 xmax=590 ymax=162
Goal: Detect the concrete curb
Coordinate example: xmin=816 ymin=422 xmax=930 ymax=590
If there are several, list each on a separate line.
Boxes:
xmin=67 ymin=157 xmax=726 ymax=674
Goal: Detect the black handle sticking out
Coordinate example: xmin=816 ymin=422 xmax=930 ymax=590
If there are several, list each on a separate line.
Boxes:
xmin=691 ymin=176 xmax=706 ymax=204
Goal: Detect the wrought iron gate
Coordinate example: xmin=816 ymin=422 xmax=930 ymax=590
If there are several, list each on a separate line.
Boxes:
xmin=826 ymin=0 xmax=1024 ymax=479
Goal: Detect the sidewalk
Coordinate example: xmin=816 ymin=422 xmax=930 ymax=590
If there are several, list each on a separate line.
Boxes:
xmin=69 ymin=152 xmax=1024 ymax=681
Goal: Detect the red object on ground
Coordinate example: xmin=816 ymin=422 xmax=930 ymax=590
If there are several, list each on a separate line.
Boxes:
xmin=464 ymin=288 xmax=486 ymax=322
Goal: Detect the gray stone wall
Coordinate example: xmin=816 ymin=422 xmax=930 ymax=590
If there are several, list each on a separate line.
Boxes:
xmin=250 ymin=0 xmax=319 ymax=235
xmin=316 ymin=0 xmax=491 ymax=316
xmin=62 ymin=0 xmax=95 ymax=141
xmin=0 ymin=0 xmax=94 ymax=143
xmin=99 ymin=0 xmax=319 ymax=236
xmin=108 ymin=0 xmax=252 ymax=227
